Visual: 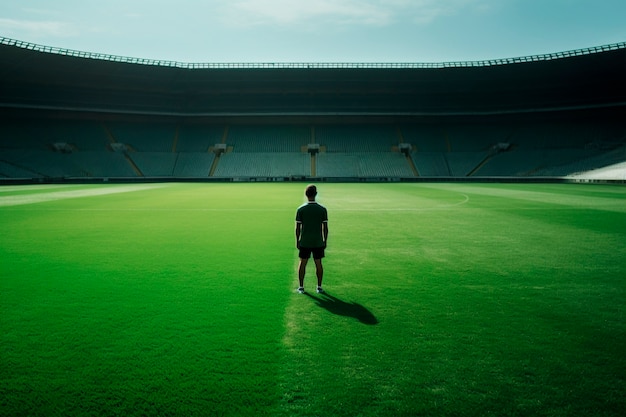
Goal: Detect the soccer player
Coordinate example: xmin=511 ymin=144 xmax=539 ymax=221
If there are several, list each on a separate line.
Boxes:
xmin=295 ymin=184 xmax=328 ymax=294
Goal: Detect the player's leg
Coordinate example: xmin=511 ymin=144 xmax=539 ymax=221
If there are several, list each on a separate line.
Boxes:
xmin=298 ymin=257 xmax=308 ymax=289
xmin=313 ymin=258 xmax=323 ymax=290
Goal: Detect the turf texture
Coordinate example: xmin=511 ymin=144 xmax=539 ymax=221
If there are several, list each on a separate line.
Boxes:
xmin=1 ymin=182 xmax=625 ymax=416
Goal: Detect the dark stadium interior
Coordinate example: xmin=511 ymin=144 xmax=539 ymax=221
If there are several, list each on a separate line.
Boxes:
xmin=1 ymin=38 xmax=625 ymax=182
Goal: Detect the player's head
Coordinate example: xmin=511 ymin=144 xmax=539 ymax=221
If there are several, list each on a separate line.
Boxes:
xmin=305 ymin=184 xmax=317 ymax=199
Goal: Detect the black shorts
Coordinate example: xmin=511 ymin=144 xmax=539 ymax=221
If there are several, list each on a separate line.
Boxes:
xmin=299 ymin=246 xmax=325 ymax=259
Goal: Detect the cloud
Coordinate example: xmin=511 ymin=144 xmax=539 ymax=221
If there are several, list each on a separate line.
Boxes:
xmin=221 ymin=0 xmax=486 ymax=28
xmin=0 ymin=18 xmax=76 ymax=38
xmin=223 ymin=0 xmax=391 ymax=27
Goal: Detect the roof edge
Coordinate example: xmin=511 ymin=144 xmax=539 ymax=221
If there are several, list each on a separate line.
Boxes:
xmin=2 ymin=36 xmax=625 ymax=70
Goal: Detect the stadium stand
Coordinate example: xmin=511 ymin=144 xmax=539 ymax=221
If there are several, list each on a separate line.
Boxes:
xmin=411 ymin=152 xmax=451 ymax=177
xmin=446 ymin=152 xmax=490 ymax=177
xmin=227 ymin=126 xmax=310 ymax=152
xmin=315 ymin=125 xmax=398 ymax=152
xmin=399 ymin=125 xmax=449 ymax=152
xmin=0 ymin=37 xmax=624 ymax=182
xmin=176 ymin=125 xmax=226 ymax=152
xmin=315 ymin=152 xmax=414 ymax=178
xmin=172 ymin=153 xmax=216 ymax=177
xmin=130 ymin=152 xmax=178 ymax=177
xmin=213 ymin=152 xmax=310 ymax=178
xmin=106 ymin=122 xmax=177 ymax=152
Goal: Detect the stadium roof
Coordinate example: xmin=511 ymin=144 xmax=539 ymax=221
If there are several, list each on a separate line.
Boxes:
xmin=2 ymin=37 xmax=625 ymax=69
xmin=1 ymin=37 xmax=625 ymax=118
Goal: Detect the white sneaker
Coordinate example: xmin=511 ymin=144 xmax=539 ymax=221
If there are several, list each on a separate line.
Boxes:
xmin=316 ymin=286 xmax=325 ymax=293
xmin=297 ymin=287 xmax=305 ymax=294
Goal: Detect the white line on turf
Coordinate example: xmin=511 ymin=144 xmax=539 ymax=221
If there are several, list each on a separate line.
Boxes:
xmin=0 ymin=185 xmax=75 ymax=193
xmin=0 ymin=184 xmax=168 ymax=207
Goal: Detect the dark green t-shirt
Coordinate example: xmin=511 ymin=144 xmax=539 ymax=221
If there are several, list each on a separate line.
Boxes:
xmin=295 ymin=202 xmax=328 ymax=248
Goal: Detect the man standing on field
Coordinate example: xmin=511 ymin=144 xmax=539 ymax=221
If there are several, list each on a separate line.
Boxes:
xmin=295 ymin=184 xmax=328 ymax=294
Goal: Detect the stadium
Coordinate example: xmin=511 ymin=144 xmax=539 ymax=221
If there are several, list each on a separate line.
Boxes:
xmin=1 ymin=36 xmax=626 ymax=417
xmin=1 ymin=37 xmax=625 ymax=183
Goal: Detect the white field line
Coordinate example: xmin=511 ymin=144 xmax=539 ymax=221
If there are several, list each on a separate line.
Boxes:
xmin=0 ymin=184 xmax=168 ymax=207
xmin=1 ymin=194 xmax=473 ymax=211
xmin=0 ymin=185 xmax=75 ymax=193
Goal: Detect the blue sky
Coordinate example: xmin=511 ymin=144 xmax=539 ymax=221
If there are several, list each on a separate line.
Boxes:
xmin=0 ymin=0 xmax=624 ymax=63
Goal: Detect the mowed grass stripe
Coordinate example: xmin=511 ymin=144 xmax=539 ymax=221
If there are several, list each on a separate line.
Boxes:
xmin=278 ymin=183 xmax=625 ymax=416
xmin=0 ymin=184 xmax=78 ymax=193
xmin=279 ymin=187 xmax=489 ymax=415
xmin=1 ymin=183 xmax=298 ymax=416
xmin=1 ymin=183 xmax=625 ymax=417
xmin=0 ymin=184 xmax=169 ymax=206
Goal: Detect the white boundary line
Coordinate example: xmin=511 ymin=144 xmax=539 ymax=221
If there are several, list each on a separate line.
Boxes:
xmin=0 ymin=184 xmax=168 ymax=207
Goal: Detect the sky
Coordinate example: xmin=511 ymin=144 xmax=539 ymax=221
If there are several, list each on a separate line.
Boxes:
xmin=0 ymin=0 xmax=624 ymax=64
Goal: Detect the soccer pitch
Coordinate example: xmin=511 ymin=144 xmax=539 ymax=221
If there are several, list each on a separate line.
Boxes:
xmin=1 ymin=182 xmax=625 ymax=417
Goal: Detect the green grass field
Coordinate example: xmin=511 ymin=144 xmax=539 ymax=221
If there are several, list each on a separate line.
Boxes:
xmin=1 ymin=182 xmax=625 ymax=417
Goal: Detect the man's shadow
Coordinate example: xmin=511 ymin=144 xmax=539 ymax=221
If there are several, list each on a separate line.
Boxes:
xmin=304 ymin=292 xmax=378 ymax=325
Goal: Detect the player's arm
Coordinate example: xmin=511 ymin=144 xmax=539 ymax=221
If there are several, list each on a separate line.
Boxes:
xmin=322 ymin=221 xmax=328 ymax=248
xmin=295 ymin=221 xmax=302 ymax=248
